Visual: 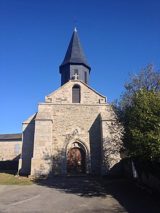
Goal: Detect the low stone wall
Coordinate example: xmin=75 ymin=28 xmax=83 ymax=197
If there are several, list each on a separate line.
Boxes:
xmin=139 ymin=172 xmax=160 ymax=192
xmin=122 ymin=158 xmax=160 ymax=193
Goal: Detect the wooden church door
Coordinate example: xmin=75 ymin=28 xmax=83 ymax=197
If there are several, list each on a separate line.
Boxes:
xmin=67 ymin=148 xmax=86 ymax=174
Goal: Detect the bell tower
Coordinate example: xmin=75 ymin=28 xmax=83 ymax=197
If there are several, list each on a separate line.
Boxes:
xmin=59 ymin=28 xmax=91 ymax=85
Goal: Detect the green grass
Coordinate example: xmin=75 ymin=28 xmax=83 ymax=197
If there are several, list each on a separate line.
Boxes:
xmin=0 ymin=173 xmax=33 ymax=185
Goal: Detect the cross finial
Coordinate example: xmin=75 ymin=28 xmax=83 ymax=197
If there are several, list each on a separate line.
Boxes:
xmin=73 ymin=73 xmax=79 ymax=80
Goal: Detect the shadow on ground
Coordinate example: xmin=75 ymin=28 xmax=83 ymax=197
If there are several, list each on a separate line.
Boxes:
xmin=34 ymin=176 xmax=160 ymax=213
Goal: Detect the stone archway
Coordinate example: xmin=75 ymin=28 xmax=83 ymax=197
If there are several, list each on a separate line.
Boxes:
xmin=67 ymin=143 xmax=86 ymax=174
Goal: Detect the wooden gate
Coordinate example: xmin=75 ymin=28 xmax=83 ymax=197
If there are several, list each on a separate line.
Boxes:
xmin=67 ymin=147 xmax=86 ymax=174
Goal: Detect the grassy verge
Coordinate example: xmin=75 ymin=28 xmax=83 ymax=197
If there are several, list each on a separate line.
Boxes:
xmin=0 ymin=173 xmax=33 ymax=185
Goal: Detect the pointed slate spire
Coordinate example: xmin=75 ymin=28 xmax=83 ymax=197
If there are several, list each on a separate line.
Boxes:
xmin=60 ymin=28 xmax=91 ymax=70
xmin=59 ymin=29 xmax=91 ymax=85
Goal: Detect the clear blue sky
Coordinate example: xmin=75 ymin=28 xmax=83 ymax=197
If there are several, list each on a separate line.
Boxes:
xmin=0 ymin=0 xmax=160 ymax=133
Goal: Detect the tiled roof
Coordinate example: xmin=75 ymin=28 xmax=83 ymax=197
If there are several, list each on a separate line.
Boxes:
xmin=0 ymin=133 xmax=22 ymax=141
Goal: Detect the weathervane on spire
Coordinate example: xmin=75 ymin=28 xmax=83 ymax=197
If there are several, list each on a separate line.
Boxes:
xmin=73 ymin=17 xmax=78 ymax=32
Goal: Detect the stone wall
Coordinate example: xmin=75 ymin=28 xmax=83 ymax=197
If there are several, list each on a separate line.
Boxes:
xmin=30 ymin=103 xmax=109 ymax=177
xmin=22 ymin=80 xmax=123 ymax=177
xmin=101 ymin=118 xmax=123 ymax=174
xmin=0 ymin=141 xmax=22 ymax=161
xmin=31 ymin=119 xmax=53 ymax=177
xmin=45 ymin=80 xmax=106 ymax=104
xmin=18 ymin=114 xmax=36 ymax=175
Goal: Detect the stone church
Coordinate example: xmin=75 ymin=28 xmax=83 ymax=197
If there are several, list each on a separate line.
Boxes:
xmin=1 ymin=29 xmax=123 ymax=177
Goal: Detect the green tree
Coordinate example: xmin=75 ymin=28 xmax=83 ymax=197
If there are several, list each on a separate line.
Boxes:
xmin=118 ymin=65 xmax=160 ymax=161
xmin=123 ymin=89 xmax=160 ymax=160
xmin=120 ymin=64 xmax=160 ymax=110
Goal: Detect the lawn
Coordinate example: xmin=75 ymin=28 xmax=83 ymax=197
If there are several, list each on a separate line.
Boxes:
xmin=0 ymin=173 xmax=33 ymax=185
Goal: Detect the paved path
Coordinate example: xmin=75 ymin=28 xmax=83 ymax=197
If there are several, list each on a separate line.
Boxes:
xmin=0 ymin=176 xmax=159 ymax=213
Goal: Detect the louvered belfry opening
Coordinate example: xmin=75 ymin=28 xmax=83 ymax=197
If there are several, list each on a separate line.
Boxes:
xmin=72 ymin=84 xmax=80 ymax=103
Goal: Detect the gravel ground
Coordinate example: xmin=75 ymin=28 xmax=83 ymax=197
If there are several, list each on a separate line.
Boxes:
xmin=0 ymin=176 xmax=159 ymax=213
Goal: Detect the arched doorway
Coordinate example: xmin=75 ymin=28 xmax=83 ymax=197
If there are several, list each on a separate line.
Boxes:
xmin=67 ymin=147 xmax=86 ymax=174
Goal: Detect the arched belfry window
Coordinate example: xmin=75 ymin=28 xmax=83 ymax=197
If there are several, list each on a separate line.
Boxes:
xmin=72 ymin=84 xmax=80 ymax=103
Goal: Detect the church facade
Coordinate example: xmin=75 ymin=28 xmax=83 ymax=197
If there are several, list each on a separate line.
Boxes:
xmin=16 ymin=29 xmax=123 ymax=177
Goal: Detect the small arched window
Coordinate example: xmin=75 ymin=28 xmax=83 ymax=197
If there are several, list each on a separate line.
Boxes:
xmin=72 ymin=84 xmax=80 ymax=103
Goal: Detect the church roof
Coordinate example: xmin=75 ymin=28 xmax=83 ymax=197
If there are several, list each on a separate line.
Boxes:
xmin=0 ymin=133 xmax=22 ymax=141
xmin=60 ymin=28 xmax=91 ymax=70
